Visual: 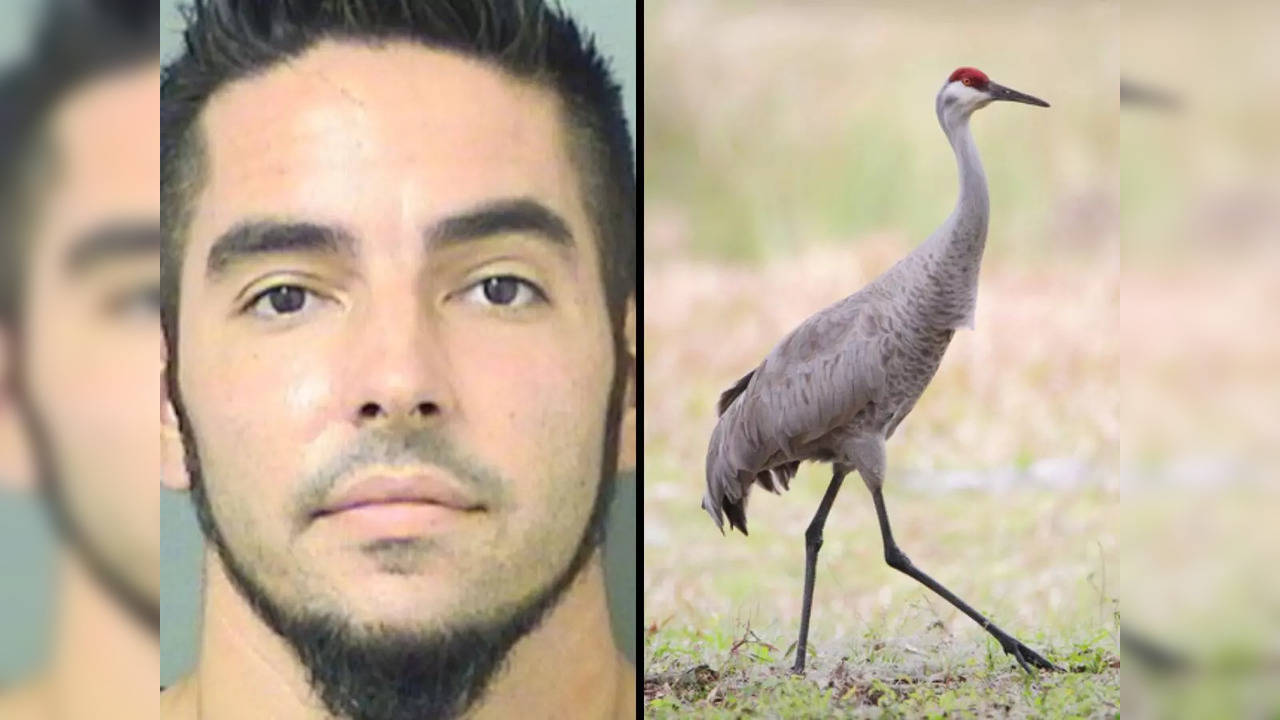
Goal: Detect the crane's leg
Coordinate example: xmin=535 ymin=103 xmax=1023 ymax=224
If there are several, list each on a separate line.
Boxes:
xmin=791 ymin=465 xmax=847 ymax=674
xmin=867 ymin=484 xmax=1062 ymax=673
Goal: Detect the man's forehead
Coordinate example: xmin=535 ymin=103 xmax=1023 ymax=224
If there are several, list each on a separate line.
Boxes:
xmin=205 ymin=40 xmax=555 ymax=124
xmin=39 ymin=63 xmax=159 ymax=259
xmin=190 ymin=40 xmax=586 ymax=257
xmin=52 ymin=61 xmax=159 ymax=161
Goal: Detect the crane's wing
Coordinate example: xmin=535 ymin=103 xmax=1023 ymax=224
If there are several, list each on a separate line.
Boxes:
xmin=716 ymin=369 xmax=755 ymax=416
xmin=704 ymin=293 xmax=891 ymax=534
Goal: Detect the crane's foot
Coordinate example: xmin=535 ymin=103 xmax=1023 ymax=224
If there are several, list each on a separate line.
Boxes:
xmin=788 ymin=642 xmax=810 ymax=675
xmin=996 ymin=632 xmax=1062 ymax=674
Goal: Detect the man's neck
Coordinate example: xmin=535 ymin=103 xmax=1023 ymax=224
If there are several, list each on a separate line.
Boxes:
xmin=8 ymin=547 xmax=158 ymax=720
xmin=471 ymin=557 xmax=634 ymax=720
xmin=170 ymin=548 xmax=633 ymax=719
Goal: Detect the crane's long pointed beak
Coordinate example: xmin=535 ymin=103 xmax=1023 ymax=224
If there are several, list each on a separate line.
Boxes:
xmin=988 ymin=81 xmax=1050 ymax=108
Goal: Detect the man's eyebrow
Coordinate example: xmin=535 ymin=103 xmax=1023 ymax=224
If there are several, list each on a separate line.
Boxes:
xmin=64 ymin=222 xmax=160 ymax=275
xmin=424 ymin=197 xmax=574 ymax=250
xmin=205 ymin=221 xmax=356 ymax=278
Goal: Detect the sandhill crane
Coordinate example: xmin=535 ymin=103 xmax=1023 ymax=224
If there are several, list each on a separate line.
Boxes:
xmin=703 ymin=67 xmax=1058 ymax=675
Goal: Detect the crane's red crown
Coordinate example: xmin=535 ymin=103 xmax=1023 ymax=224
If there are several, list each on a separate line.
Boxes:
xmin=948 ymin=67 xmax=989 ymax=89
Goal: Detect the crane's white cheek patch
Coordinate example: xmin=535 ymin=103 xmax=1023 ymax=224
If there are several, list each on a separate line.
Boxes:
xmin=954 ymin=85 xmax=987 ymax=104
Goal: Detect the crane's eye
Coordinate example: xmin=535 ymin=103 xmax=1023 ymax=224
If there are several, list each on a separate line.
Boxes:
xmin=459 ymin=275 xmax=546 ymax=309
xmin=962 ymin=77 xmax=972 ymax=86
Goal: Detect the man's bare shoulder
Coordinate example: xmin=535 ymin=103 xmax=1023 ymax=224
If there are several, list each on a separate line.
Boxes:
xmin=161 ymin=674 xmax=197 ymax=719
xmin=615 ymin=655 xmax=636 ymax=719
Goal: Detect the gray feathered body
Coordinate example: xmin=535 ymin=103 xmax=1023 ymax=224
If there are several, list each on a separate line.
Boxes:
xmin=703 ymin=106 xmax=991 ymax=535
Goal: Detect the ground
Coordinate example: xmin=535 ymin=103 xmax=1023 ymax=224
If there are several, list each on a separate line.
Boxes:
xmin=645 ymin=477 xmax=1118 ymax=718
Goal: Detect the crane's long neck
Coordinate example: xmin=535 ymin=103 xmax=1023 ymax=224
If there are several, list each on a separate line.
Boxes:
xmin=902 ymin=114 xmax=990 ymax=331
xmin=947 ymin=118 xmax=989 ymax=233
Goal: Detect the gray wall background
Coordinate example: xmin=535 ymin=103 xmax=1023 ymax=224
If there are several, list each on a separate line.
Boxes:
xmin=0 ymin=492 xmax=55 ymax=683
xmin=1 ymin=0 xmax=54 ymax=685
xmin=0 ymin=0 xmax=41 ymax=68
xmin=0 ymin=0 xmax=634 ymax=688
xmin=158 ymin=0 xmax=636 ymax=687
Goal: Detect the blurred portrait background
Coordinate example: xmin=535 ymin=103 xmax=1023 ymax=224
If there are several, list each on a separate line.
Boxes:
xmin=2 ymin=0 xmax=636 ymax=701
xmin=1 ymin=2 xmax=159 ymax=717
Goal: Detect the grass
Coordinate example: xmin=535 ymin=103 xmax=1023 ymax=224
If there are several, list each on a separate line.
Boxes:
xmin=645 ymin=629 xmax=1118 ymax=719
xmin=645 ymin=612 xmax=1120 ymax=718
xmin=644 ymin=483 xmax=1119 ymax=718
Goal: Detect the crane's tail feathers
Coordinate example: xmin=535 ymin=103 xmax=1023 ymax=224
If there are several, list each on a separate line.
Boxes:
xmin=701 ymin=493 xmax=749 ymax=536
xmin=724 ymin=500 xmax=749 ymax=535
xmin=775 ymin=461 xmax=800 ymax=492
xmin=716 ymin=370 xmax=756 ymax=416
xmin=755 ymin=461 xmax=800 ymax=494
xmin=705 ymin=423 xmax=751 ymax=536
xmin=701 ymin=495 xmax=726 ymax=535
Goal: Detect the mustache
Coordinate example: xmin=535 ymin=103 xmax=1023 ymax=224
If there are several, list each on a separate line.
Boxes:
xmin=291 ymin=426 xmax=509 ymax=533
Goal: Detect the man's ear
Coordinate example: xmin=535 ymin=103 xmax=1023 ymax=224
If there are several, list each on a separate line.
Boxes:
xmin=161 ymin=344 xmax=190 ymax=492
xmin=616 ymin=296 xmax=635 ymax=473
xmin=0 ymin=325 xmax=35 ymax=490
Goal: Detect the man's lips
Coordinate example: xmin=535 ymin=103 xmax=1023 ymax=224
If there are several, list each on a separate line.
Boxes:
xmin=312 ymin=472 xmax=484 ymax=518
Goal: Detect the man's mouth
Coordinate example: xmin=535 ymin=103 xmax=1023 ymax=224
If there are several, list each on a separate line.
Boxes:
xmin=310 ymin=471 xmax=486 ymax=537
xmin=316 ymin=471 xmax=482 ymax=513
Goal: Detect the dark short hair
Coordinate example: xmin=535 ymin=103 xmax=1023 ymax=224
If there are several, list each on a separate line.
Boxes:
xmin=0 ymin=0 xmax=158 ymax=327
xmin=160 ymin=0 xmax=636 ymax=356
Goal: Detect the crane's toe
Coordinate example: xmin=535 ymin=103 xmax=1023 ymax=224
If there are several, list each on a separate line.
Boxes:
xmin=789 ymin=646 xmax=809 ymax=675
xmin=999 ymin=634 xmax=1062 ymax=674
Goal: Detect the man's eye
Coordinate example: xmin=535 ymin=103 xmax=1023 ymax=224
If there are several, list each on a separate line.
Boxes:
xmin=461 ymin=276 xmax=546 ymax=308
xmin=104 ymin=284 xmax=161 ymax=319
xmin=244 ymin=284 xmax=315 ymax=318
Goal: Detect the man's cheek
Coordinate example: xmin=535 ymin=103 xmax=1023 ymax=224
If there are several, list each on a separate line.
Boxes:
xmin=283 ymin=366 xmax=340 ymax=440
xmin=188 ymin=356 xmax=302 ymax=506
xmin=215 ymin=342 xmax=327 ymax=427
xmin=471 ymin=350 xmax=573 ymax=433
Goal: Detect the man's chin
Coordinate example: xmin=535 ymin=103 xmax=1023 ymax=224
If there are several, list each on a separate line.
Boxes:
xmin=338 ymin=605 xmax=532 ymax=645
xmin=277 ymin=603 xmax=548 ymax=720
xmin=273 ymin=566 xmax=543 ymax=636
xmin=333 ymin=596 xmax=500 ymax=635
xmin=223 ymin=552 xmax=588 ymax=720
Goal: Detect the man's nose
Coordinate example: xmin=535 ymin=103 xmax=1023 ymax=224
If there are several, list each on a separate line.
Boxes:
xmin=346 ymin=294 xmax=456 ymax=428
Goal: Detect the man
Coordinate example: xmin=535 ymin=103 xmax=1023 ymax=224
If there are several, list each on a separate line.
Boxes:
xmin=0 ymin=1 xmax=160 ymax=718
xmin=158 ymin=1 xmax=636 ymax=718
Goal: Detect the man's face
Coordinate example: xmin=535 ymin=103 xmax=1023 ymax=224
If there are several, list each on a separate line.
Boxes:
xmin=172 ymin=42 xmax=615 ymax=630
xmin=22 ymin=62 xmax=161 ymax=607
